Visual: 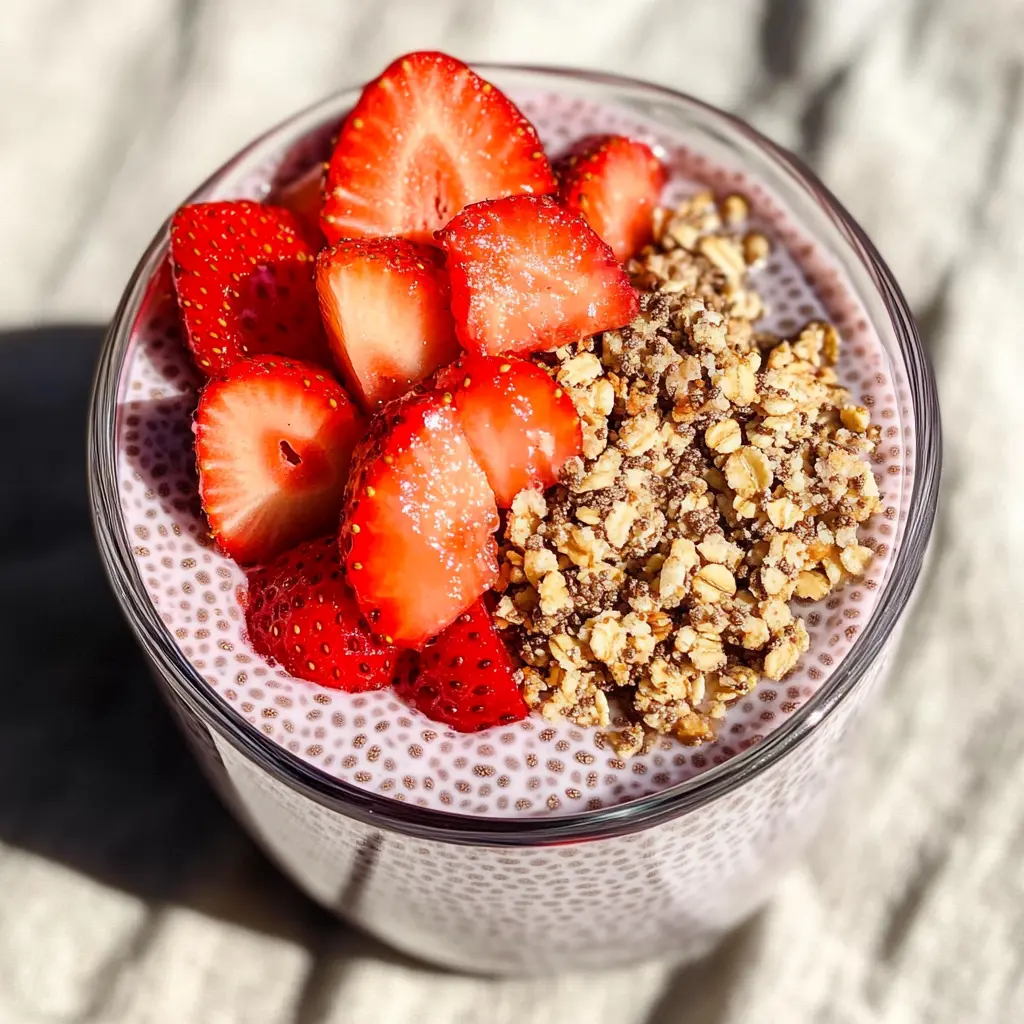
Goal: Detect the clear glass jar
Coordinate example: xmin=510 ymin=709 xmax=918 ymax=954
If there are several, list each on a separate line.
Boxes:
xmin=88 ymin=66 xmax=941 ymax=974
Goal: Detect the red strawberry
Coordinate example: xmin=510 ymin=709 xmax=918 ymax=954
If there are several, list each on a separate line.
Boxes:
xmin=195 ymin=357 xmax=364 ymax=566
xmin=438 ymin=194 xmax=639 ymax=357
xmin=268 ymin=162 xmax=327 ymax=244
xmin=396 ymin=599 xmax=528 ymax=731
xmin=341 ymin=390 xmax=499 ymax=648
xmin=556 ymin=135 xmax=667 ymax=262
xmin=170 ymin=201 xmax=330 ymax=375
xmin=316 ymin=238 xmax=460 ymax=411
xmin=245 ymin=536 xmax=413 ymax=691
xmin=435 ymin=355 xmax=582 ymax=506
xmin=321 ymin=51 xmax=556 ymax=246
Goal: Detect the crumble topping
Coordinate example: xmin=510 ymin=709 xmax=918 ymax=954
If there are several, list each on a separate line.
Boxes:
xmin=494 ymin=191 xmax=883 ymax=752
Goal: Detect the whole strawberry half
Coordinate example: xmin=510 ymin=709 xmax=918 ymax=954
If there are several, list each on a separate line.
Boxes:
xmin=557 ymin=134 xmax=667 ymax=262
xmin=195 ymin=357 xmax=364 ymax=566
xmin=245 ymin=536 xmax=413 ymax=691
xmin=321 ymin=51 xmax=556 ymax=246
xmin=316 ymin=238 xmax=460 ymax=411
xmin=435 ymin=354 xmax=582 ymax=506
xmin=438 ymin=194 xmax=639 ymax=357
xmin=340 ymin=390 xmax=499 ymax=649
xmin=396 ymin=599 xmax=528 ymax=732
xmin=170 ymin=201 xmax=330 ymax=375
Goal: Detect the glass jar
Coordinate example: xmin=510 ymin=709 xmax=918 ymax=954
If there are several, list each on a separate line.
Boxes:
xmin=88 ymin=66 xmax=940 ymax=974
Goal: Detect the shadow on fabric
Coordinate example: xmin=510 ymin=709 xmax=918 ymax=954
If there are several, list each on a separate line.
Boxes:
xmin=0 ymin=324 xmax=343 ymax=946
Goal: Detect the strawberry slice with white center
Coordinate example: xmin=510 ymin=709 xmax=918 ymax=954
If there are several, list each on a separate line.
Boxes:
xmin=245 ymin=536 xmax=414 ymax=691
xmin=435 ymin=355 xmax=582 ymax=506
xmin=556 ymin=135 xmax=667 ymax=262
xmin=396 ymin=599 xmax=528 ymax=732
xmin=321 ymin=51 xmax=556 ymax=246
xmin=316 ymin=238 xmax=460 ymax=411
xmin=195 ymin=357 xmax=364 ymax=566
xmin=170 ymin=201 xmax=331 ymax=375
xmin=437 ymin=194 xmax=640 ymax=357
xmin=340 ymin=390 xmax=499 ymax=648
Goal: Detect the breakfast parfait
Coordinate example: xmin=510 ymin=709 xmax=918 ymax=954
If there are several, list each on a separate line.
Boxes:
xmin=127 ymin=52 xmax=897 ymax=809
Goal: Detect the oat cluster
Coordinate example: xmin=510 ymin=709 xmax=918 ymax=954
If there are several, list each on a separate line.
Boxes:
xmin=494 ymin=191 xmax=883 ymax=755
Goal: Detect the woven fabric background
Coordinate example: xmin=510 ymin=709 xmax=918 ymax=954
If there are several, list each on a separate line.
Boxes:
xmin=1 ymin=1 xmax=1021 ymax=1021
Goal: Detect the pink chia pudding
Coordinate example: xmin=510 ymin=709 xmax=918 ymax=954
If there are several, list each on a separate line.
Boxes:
xmin=113 ymin=58 xmax=913 ymax=822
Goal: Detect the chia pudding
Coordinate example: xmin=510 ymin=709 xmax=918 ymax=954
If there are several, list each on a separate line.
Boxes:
xmin=112 ymin=62 xmax=909 ymax=818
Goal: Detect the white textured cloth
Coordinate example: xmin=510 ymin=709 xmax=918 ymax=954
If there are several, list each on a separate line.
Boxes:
xmin=1 ymin=1 xmax=1022 ymax=1021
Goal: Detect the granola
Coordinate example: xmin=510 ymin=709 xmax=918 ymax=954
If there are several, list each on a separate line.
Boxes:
xmin=494 ymin=191 xmax=882 ymax=751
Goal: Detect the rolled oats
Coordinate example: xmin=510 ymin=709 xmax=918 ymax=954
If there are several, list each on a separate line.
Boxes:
xmin=576 ymin=447 xmax=622 ymax=492
xmin=697 ymin=234 xmax=746 ymax=283
xmin=538 ymin=570 xmax=571 ymax=616
xmin=696 ymin=533 xmax=742 ymax=568
xmin=840 ymin=405 xmax=871 ymax=433
xmin=795 ymin=569 xmax=831 ymax=600
xmin=840 ymin=544 xmax=874 ymax=575
xmin=705 ymin=417 xmax=743 ymax=453
xmin=719 ymin=192 xmax=750 ymax=227
xmin=742 ymin=230 xmax=771 ymax=267
xmin=497 ymin=193 xmax=883 ymax=751
xmin=692 ymin=563 xmax=737 ymax=603
xmin=523 ymin=546 xmax=558 ymax=585
xmin=766 ymin=496 xmax=804 ymax=530
xmin=724 ymin=446 xmax=774 ymax=497
xmin=715 ymin=352 xmax=760 ymax=405
xmin=605 ymin=500 xmax=638 ymax=548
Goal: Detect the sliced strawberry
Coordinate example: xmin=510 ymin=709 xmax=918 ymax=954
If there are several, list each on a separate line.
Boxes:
xmin=438 ymin=194 xmax=639 ymax=357
xmin=268 ymin=162 xmax=327 ymax=244
xmin=556 ymin=135 xmax=667 ymax=262
xmin=435 ymin=355 xmax=582 ymax=505
xmin=245 ymin=536 xmax=413 ymax=690
xmin=316 ymin=238 xmax=460 ymax=411
xmin=322 ymin=51 xmax=556 ymax=246
xmin=341 ymin=390 xmax=499 ymax=648
xmin=170 ymin=201 xmax=330 ymax=375
xmin=195 ymin=357 xmax=364 ymax=565
xmin=396 ymin=599 xmax=528 ymax=731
